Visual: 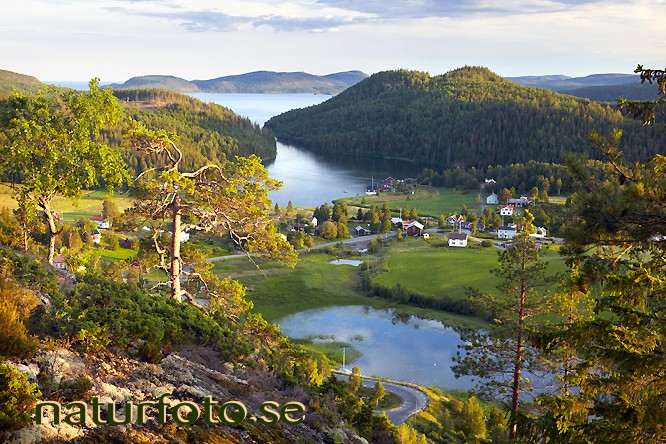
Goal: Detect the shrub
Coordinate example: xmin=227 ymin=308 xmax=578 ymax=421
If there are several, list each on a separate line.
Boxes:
xmin=0 ymin=269 xmax=40 ymax=359
xmin=481 ymin=239 xmax=494 ymax=248
xmin=0 ymin=364 xmax=41 ymax=432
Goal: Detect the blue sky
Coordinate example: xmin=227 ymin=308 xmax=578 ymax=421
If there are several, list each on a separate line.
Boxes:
xmin=2 ymin=0 xmax=664 ymax=82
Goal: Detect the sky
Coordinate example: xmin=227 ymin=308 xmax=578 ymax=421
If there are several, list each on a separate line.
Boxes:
xmin=2 ymin=0 xmax=664 ymax=82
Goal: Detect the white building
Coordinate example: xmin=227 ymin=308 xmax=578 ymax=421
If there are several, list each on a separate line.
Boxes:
xmin=448 ymin=232 xmax=469 ymax=247
xmin=530 ymin=227 xmax=547 ymax=238
xmin=498 ymin=226 xmax=518 ymax=239
xmin=500 ymin=205 xmax=514 ymax=216
xmin=486 ymin=192 xmax=499 ymax=205
xmin=507 ymin=196 xmax=532 ymax=208
xmin=53 ymin=254 xmax=67 ymax=270
xmin=90 ymin=215 xmax=110 ymax=229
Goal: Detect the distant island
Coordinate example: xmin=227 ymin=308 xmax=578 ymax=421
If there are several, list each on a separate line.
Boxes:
xmin=108 ymin=70 xmax=369 ymax=95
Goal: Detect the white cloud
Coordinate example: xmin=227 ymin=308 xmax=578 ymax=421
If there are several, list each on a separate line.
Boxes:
xmin=0 ymin=0 xmax=663 ymax=80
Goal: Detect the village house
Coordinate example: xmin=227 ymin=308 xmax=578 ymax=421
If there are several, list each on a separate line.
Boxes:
xmin=403 ymin=219 xmax=424 ymax=236
xmin=355 ymin=226 xmax=371 ymax=236
xmin=391 ymin=217 xmax=403 ymax=227
xmin=448 ymin=232 xmax=469 ymax=247
xmin=500 ymin=205 xmax=514 ymax=216
xmin=53 ymin=254 xmax=67 ymax=270
xmin=83 ymin=229 xmax=102 ymax=244
xmin=486 ymin=192 xmax=499 ymax=205
xmin=90 ymin=215 xmax=110 ymax=229
xmin=292 ymin=222 xmax=306 ymax=231
xmin=507 ymin=196 xmax=533 ymax=208
xmin=497 ymin=226 xmax=518 ymax=239
xmin=530 ymin=227 xmax=548 ymax=238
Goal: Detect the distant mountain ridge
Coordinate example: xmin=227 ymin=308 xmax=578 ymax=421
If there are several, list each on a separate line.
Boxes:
xmin=506 ymin=73 xmax=638 ymax=91
xmin=109 ymin=70 xmax=368 ymax=94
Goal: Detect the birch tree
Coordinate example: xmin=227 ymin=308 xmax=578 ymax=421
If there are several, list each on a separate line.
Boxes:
xmin=0 ymin=79 xmax=128 ymax=264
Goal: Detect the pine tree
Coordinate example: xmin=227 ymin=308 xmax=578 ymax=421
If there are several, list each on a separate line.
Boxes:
xmin=453 ymin=211 xmax=557 ymax=439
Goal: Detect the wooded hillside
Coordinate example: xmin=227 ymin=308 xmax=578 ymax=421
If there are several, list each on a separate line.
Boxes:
xmin=265 ymin=67 xmax=665 ymax=169
xmin=109 ymin=89 xmax=277 ymax=177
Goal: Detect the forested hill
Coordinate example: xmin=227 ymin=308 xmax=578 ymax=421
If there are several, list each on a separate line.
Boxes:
xmin=264 ymin=67 xmax=665 ymax=169
xmin=110 ymin=89 xmax=277 ymax=177
xmin=110 ymin=70 xmax=368 ymax=94
xmin=0 ymin=69 xmax=42 ymax=97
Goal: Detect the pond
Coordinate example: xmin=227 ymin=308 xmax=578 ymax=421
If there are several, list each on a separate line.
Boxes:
xmin=276 ymin=306 xmax=475 ymax=390
xmin=329 ymin=259 xmax=364 ymax=266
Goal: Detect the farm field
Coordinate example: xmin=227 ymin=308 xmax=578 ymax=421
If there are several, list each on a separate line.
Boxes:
xmin=0 ymin=185 xmax=134 ymax=222
xmin=337 ymin=187 xmax=478 ymax=217
xmin=373 ymin=238 xmax=567 ymax=301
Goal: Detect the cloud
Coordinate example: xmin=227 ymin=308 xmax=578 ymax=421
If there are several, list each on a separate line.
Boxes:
xmin=311 ymin=0 xmax=605 ymax=19
xmin=105 ymin=3 xmax=361 ymax=33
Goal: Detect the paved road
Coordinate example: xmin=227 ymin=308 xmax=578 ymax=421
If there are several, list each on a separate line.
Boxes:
xmin=206 ymin=232 xmax=397 ymax=262
xmin=333 ymin=371 xmax=429 ymax=425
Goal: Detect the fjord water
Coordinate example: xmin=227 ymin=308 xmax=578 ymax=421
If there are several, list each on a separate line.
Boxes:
xmin=277 ymin=306 xmax=475 ymax=390
xmin=189 ymin=93 xmax=469 ymax=390
xmin=188 ymin=93 xmax=425 ymax=207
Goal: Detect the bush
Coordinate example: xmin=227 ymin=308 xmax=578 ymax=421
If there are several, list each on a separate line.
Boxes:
xmin=481 ymin=240 xmax=494 ymax=248
xmin=0 ymin=270 xmax=39 ymax=359
xmin=0 ymin=364 xmax=41 ymax=432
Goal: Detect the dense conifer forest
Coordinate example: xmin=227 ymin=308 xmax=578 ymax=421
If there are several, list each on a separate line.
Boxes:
xmin=265 ymin=66 xmax=665 ymax=169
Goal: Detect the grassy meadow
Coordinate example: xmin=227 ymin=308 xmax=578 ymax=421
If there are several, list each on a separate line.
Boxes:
xmin=211 ymin=250 xmax=488 ymax=329
xmin=0 ymin=185 xmax=134 ymax=222
xmin=337 ymin=187 xmax=478 ymax=217
xmin=373 ymin=236 xmax=568 ymax=301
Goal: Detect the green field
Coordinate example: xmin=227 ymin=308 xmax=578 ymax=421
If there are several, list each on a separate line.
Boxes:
xmin=211 ymin=250 xmax=488 ymax=329
xmin=0 ymin=185 xmax=134 ymax=222
xmin=373 ymin=238 xmax=567 ymax=301
xmin=337 ymin=187 xmax=478 ymax=217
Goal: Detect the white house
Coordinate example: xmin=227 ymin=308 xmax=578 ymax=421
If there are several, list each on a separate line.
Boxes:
xmin=83 ymin=229 xmax=102 ymax=244
xmin=53 ymin=254 xmax=67 ymax=270
xmin=448 ymin=232 xmax=468 ymax=247
xmin=500 ymin=205 xmax=514 ymax=216
xmin=507 ymin=196 xmax=532 ymax=208
xmin=530 ymin=227 xmax=547 ymax=238
xmin=90 ymin=215 xmax=110 ymax=229
xmin=498 ymin=226 xmax=518 ymax=239
xmin=391 ymin=217 xmax=403 ymax=227
xmin=485 ymin=178 xmax=496 ymax=185
xmin=486 ymin=192 xmax=499 ymax=205
xmin=311 ymin=217 xmax=318 ymax=227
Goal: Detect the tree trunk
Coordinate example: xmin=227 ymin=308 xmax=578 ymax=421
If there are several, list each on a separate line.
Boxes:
xmin=510 ymin=257 xmax=528 ymax=440
xmin=42 ymin=203 xmax=57 ymax=265
xmin=170 ymin=192 xmax=182 ymax=301
xmin=510 ymin=324 xmax=523 ymax=440
xmin=23 ymin=229 xmax=29 ymax=253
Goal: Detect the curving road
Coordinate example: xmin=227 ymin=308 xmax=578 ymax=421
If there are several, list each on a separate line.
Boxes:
xmin=333 ymin=371 xmax=429 ymax=425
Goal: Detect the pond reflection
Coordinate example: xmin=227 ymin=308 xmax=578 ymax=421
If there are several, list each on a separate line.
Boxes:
xmin=276 ymin=306 xmax=475 ymax=390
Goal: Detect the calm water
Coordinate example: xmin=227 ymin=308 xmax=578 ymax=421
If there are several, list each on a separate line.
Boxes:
xmin=189 ymin=93 xmax=425 ymax=207
xmin=276 ymin=306 xmax=475 ymax=391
